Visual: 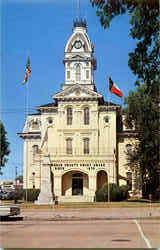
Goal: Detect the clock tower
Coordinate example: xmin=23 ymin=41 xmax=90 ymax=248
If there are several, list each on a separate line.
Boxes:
xmin=62 ymin=18 xmax=97 ymax=91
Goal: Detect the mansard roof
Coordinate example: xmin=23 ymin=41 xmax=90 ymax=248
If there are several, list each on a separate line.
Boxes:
xmin=36 ymin=102 xmax=58 ymax=111
xmin=37 ymin=102 xmax=57 ymax=108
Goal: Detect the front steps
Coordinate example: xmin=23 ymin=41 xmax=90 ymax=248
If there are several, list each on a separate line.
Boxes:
xmin=58 ymin=195 xmax=94 ymax=203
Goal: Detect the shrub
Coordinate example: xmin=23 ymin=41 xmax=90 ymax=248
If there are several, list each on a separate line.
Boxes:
xmin=16 ymin=189 xmax=25 ymax=200
xmin=20 ymin=189 xmax=40 ymax=202
xmin=95 ymin=183 xmax=129 ymax=202
xmin=120 ymin=185 xmax=129 ymax=200
xmin=95 ymin=189 xmax=105 ymax=202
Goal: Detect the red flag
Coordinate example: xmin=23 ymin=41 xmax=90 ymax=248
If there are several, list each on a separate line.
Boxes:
xmin=22 ymin=57 xmax=31 ymax=85
xmin=109 ymin=77 xmax=123 ymax=97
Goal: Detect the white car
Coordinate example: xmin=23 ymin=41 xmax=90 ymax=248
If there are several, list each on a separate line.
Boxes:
xmin=0 ymin=205 xmax=20 ymax=217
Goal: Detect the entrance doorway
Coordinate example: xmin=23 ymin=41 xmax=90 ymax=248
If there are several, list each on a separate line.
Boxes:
xmin=72 ymin=173 xmax=83 ymax=195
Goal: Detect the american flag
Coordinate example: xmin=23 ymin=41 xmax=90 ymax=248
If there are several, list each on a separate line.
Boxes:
xmin=22 ymin=57 xmax=31 ymax=85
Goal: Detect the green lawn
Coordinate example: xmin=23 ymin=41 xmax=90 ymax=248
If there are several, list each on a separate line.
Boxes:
xmin=2 ymin=200 xmax=160 ymax=209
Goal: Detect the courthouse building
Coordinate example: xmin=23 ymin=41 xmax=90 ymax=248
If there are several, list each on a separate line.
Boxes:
xmin=18 ymin=19 xmax=139 ymax=203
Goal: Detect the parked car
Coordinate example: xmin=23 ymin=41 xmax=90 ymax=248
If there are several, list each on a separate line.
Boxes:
xmin=0 ymin=205 xmax=20 ymax=217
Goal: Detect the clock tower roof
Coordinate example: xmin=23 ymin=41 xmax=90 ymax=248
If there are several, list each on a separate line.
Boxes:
xmin=62 ymin=18 xmax=97 ymax=91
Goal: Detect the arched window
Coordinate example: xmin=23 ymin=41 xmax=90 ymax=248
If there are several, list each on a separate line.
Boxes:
xmin=75 ymin=64 xmax=81 ymax=81
xmin=66 ymin=138 xmax=72 ymax=154
xmin=67 ymin=107 xmax=72 ymax=125
xmin=83 ymin=138 xmax=89 ymax=155
xmin=84 ymin=107 xmax=89 ymax=125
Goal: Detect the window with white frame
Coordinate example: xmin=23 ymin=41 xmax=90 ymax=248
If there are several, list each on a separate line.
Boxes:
xmin=84 ymin=107 xmax=89 ymax=125
xmin=86 ymin=70 xmax=89 ymax=79
xmin=83 ymin=138 xmax=89 ymax=154
xmin=66 ymin=138 xmax=72 ymax=154
xmin=67 ymin=107 xmax=72 ymax=125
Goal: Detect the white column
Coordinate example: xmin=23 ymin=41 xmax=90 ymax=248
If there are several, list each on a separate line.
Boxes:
xmin=88 ymin=174 xmax=97 ymax=202
xmin=54 ymin=174 xmax=62 ymax=197
xmin=35 ymin=153 xmax=53 ymax=204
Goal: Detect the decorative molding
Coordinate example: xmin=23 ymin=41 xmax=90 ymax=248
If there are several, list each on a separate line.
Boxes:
xmin=17 ymin=132 xmax=41 ymax=139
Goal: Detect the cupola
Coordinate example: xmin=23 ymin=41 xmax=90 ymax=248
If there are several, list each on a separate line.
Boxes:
xmin=62 ymin=18 xmax=97 ymax=91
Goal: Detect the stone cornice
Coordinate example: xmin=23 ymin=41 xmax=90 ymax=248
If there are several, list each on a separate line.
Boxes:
xmin=36 ymin=107 xmax=58 ymax=112
xmin=17 ymin=132 xmax=41 ymax=139
xmin=55 ymin=97 xmax=100 ymax=102
xmin=57 ymin=129 xmax=98 ymax=133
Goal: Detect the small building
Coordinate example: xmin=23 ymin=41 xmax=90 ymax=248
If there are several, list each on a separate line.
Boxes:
xmin=18 ymin=19 xmax=139 ymax=203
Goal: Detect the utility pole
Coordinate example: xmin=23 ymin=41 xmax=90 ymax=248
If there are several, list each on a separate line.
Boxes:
xmin=14 ymin=166 xmax=18 ymax=204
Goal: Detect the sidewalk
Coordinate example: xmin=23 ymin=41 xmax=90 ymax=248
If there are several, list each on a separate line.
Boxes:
xmin=22 ymin=207 xmax=160 ymax=221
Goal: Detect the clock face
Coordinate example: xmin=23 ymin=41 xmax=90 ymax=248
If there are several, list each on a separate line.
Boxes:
xmin=74 ymin=41 xmax=82 ymax=49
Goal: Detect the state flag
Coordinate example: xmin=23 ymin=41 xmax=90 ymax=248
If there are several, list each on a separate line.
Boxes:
xmin=109 ymin=77 xmax=123 ymax=97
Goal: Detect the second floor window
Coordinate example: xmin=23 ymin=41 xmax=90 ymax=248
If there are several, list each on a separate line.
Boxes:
xmin=66 ymin=138 xmax=72 ymax=154
xmin=84 ymin=107 xmax=89 ymax=125
xmin=84 ymin=138 xmax=89 ymax=155
xmin=67 ymin=107 xmax=72 ymax=125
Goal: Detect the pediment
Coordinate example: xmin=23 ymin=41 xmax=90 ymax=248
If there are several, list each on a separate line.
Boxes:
xmin=52 ymin=84 xmax=102 ymax=100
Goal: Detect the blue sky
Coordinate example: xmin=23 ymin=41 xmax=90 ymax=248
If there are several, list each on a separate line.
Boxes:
xmin=0 ymin=0 xmax=137 ymax=180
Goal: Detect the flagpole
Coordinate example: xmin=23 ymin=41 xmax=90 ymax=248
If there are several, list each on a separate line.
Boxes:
xmin=25 ymin=79 xmax=29 ymax=203
xmin=23 ymin=56 xmax=31 ymax=203
xmin=107 ymin=74 xmax=110 ymax=203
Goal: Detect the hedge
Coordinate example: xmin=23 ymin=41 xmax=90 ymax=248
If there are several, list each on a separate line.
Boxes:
xmin=16 ymin=189 xmax=40 ymax=202
xmin=95 ymin=183 xmax=129 ymax=202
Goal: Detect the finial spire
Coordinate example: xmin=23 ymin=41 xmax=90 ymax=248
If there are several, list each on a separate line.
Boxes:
xmin=73 ymin=0 xmax=87 ymax=30
xmin=77 ymin=0 xmax=80 ymax=19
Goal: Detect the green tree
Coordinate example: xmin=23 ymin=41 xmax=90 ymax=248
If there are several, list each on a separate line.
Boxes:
xmin=0 ymin=121 xmax=10 ymax=174
xmin=90 ymin=0 xmax=159 ymax=86
xmin=90 ymin=0 xmax=160 ymax=196
xmin=124 ymin=84 xmax=160 ymax=196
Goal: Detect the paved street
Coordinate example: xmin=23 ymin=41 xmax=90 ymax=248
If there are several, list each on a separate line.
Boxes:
xmin=0 ymin=207 xmax=160 ymax=248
